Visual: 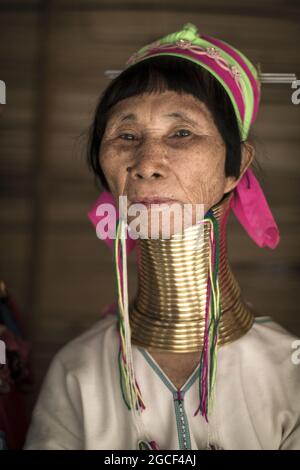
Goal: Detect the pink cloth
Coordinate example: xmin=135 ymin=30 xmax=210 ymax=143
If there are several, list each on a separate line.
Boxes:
xmin=230 ymin=168 xmax=280 ymax=249
xmin=88 ymin=168 xmax=280 ymax=251
xmin=87 ymin=191 xmax=136 ymax=255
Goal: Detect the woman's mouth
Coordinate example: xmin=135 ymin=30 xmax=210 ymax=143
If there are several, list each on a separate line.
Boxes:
xmin=130 ymin=198 xmax=178 ymax=208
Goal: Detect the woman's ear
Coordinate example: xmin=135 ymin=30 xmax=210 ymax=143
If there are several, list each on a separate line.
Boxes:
xmin=223 ymin=141 xmax=255 ymax=194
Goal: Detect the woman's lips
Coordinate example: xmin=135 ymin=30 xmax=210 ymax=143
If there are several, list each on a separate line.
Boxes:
xmin=130 ymin=198 xmax=178 ymax=207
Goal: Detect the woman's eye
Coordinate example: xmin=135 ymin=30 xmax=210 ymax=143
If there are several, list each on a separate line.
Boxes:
xmin=118 ymin=133 xmax=136 ymax=141
xmin=173 ymin=129 xmax=192 ymax=138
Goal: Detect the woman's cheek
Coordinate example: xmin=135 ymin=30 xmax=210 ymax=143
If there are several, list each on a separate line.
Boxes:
xmin=186 ymin=155 xmax=225 ymax=207
xmin=198 ymin=166 xmax=226 ymax=208
xmin=100 ymin=149 xmax=123 ymax=190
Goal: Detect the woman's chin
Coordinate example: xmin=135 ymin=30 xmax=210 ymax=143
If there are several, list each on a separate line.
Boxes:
xmin=127 ymin=209 xmax=205 ymax=240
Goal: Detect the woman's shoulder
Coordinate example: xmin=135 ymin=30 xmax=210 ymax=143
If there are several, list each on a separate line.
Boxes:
xmin=50 ymin=311 xmax=119 ymax=373
xmin=250 ymin=315 xmax=299 ymax=347
xmin=67 ymin=311 xmax=118 ymax=347
xmin=232 ymin=315 xmax=300 ymax=380
xmin=238 ymin=315 xmax=299 ymax=353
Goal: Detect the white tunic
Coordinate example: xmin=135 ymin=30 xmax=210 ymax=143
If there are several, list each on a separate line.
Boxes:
xmin=24 ymin=313 xmax=300 ymax=450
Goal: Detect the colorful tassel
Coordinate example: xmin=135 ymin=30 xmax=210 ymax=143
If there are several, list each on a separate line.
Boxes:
xmin=193 ymin=211 xmax=221 ymax=422
xmin=114 ymin=217 xmax=157 ymax=449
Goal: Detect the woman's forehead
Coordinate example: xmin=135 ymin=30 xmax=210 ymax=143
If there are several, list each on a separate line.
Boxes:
xmin=107 ymin=91 xmax=211 ymax=124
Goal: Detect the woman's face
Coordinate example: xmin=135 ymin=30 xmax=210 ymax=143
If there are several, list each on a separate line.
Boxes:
xmin=99 ymin=90 xmax=252 ymax=236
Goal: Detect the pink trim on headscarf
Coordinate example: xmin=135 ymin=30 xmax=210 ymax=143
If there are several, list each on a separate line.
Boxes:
xmin=88 ymin=169 xmax=280 ymax=251
xmin=141 ymin=47 xmax=246 ymax=122
xmin=201 ymin=34 xmax=260 ymax=124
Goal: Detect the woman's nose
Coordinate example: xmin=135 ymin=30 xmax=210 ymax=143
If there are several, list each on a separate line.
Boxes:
xmin=127 ymin=143 xmax=166 ymax=181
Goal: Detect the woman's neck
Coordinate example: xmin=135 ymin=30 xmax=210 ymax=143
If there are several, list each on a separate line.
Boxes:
xmin=129 ymin=191 xmax=254 ymax=353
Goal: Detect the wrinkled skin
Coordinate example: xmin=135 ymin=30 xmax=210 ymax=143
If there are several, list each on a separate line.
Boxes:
xmin=99 ymin=90 xmax=254 ymax=237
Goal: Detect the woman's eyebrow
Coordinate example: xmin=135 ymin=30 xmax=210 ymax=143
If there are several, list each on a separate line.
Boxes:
xmin=164 ymin=111 xmax=204 ymax=126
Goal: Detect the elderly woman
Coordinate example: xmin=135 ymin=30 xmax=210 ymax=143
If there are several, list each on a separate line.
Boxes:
xmin=24 ymin=23 xmax=300 ymax=450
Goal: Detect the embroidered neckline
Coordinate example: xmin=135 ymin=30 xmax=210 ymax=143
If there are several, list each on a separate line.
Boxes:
xmin=137 ymin=347 xmax=200 ymax=394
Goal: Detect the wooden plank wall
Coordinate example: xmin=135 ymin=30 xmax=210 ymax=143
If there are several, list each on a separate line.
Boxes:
xmin=0 ymin=0 xmax=299 ymax=412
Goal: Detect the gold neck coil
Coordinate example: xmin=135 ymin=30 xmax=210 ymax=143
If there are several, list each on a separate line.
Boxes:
xmin=129 ymin=192 xmax=254 ymax=353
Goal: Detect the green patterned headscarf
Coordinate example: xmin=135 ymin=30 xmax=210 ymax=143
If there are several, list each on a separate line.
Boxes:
xmin=124 ymin=22 xmax=261 ymax=141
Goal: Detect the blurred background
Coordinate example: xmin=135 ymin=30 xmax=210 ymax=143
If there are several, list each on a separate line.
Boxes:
xmin=0 ymin=0 xmax=299 ymax=445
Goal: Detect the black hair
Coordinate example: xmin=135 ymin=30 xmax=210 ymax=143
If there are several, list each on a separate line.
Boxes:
xmin=87 ymin=55 xmax=247 ymax=190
